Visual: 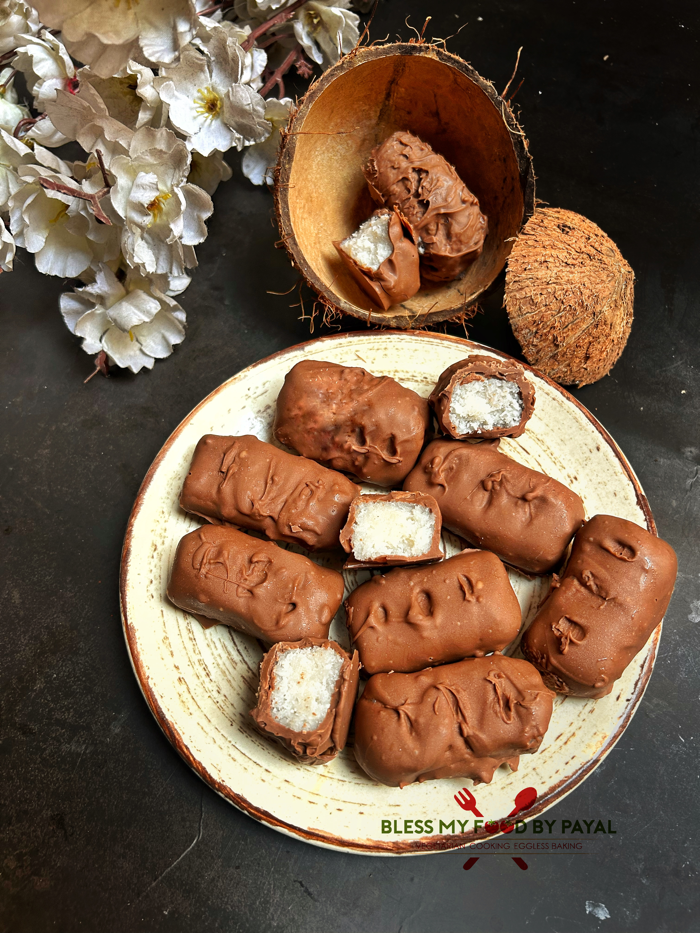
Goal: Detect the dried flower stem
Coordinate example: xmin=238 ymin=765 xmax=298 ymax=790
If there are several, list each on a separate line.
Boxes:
xmin=260 ymin=44 xmax=312 ymax=98
xmin=13 ymin=113 xmax=47 ymax=138
xmin=38 ymin=178 xmax=113 ymax=225
xmin=0 ymin=68 xmax=18 ymax=90
xmin=84 ymin=350 xmax=109 ymax=383
xmin=241 ymin=0 xmax=308 ymax=53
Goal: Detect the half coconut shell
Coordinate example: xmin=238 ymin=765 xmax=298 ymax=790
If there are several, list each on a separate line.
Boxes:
xmin=275 ymin=42 xmax=535 ymax=327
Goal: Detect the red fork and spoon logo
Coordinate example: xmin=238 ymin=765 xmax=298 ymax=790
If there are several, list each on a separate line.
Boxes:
xmin=455 ymin=786 xmax=538 ymax=870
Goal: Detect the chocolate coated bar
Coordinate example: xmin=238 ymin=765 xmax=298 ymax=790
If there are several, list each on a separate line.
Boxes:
xmin=353 ymin=655 xmax=554 ymax=787
xmin=274 ymin=359 xmax=429 ymax=486
xmin=167 ymin=524 xmax=344 ymax=643
xmin=250 ymin=638 xmax=360 ymax=763
xmin=521 ymin=514 xmax=677 ymax=697
xmin=180 ymin=434 xmax=359 ymax=551
xmin=345 ymin=549 xmax=522 ymax=674
xmin=404 ymin=438 xmax=585 ymax=574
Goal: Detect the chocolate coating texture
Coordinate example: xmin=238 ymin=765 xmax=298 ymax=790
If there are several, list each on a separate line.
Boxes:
xmin=250 ymin=638 xmax=360 ymax=763
xmin=339 ymin=490 xmax=443 ymax=569
xmin=430 ymin=355 xmax=535 ymax=439
xmin=353 ymin=655 xmax=554 ymax=787
xmin=334 ymin=209 xmax=421 ymax=310
xmin=363 ymin=131 xmax=488 ymax=282
xmin=274 ymin=359 xmax=429 ymax=486
xmin=345 ymin=549 xmax=522 ymax=674
xmin=403 ymin=438 xmax=585 ymax=574
xmin=180 ymin=434 xmax=359 ymax=551
xmin=166 ymin=524 xmax=344 ymax=643
xmin=521 ymin=514 xmax=677 ymax=698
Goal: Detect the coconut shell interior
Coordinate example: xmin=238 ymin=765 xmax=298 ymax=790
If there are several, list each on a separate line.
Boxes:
xmin=276 ymin=44 xmax=534 ymax=327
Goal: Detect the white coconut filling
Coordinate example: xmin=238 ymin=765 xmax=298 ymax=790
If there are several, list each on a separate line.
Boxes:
xmin=449 ymin=378 xmax=524 ymax=434
xmin=351 ymin=500 xmax=435 ymax=561
xmin=270 ymin=646 xmax=344 ymax=733
xmin=340 ymin=213 xmax=393 ymax=271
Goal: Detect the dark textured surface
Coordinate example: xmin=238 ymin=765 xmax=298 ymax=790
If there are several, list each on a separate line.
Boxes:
xmin=1 ymin=2 xmax=699 ymax=931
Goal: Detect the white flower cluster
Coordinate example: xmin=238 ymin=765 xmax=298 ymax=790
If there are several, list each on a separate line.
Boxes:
xmin=0 ymin=0 xmax=361 ymax=374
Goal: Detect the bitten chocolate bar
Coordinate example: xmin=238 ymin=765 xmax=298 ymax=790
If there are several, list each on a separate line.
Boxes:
xmin=404 ymin=438 xmax=585 ymax=574
xmin=250 ymin=638 xmax=360 ymax=764
xmin=166 ymin=525 xmax=344 ymax=643
xmin=339 ymin=490 xmax=443 ymax=570
xmin=345 ymin=549 xmax=522 ymax=674
xmin=180 ymin=434 xmax=359 ymax=551
xmin=430 ymin=355 xmax=535 ymax=440
xmin=521 ymin=514 xmax=677 ymax=698
xmin=334 ymin=208 xmax=421 ymax=310
xmin=274 ymin=359 xmax=429 ymax=487
xmin=353 ymin=655 xmax=554 ymax=787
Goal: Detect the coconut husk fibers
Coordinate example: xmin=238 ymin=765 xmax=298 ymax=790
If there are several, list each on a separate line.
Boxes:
xmin=504 ymin=208 xmax=634 ymax=387
xmin=275 ymin=42 xmax=535 ymax=327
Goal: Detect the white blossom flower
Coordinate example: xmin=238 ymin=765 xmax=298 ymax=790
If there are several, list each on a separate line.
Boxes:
xmin=84 ymin=62 xmax=163 ymax=131
xmin=0 ymin=214 xmax=14 ymax=270
xmin=241 ymin=96 xmax=291 ymax=186
xmin=13 ymin=30 xmax=76 ymax=110
xmin=0 ymin=67 xmax=29 ymax=134
xmin=29 ymin=0 xmax=198 ymax=78
xmin=9 ymin=161 xmax=118 ymax=277
xmin=61 ymin=264 xmax=186 ymax=373
xmin=45 ymin=80 xmax=133 ymax=167
xmin=109 ymin=126 xmax=213 ymax=278
xmin=292 ymin=1 xmax=359 ymax=66
xmin=188 ymin=150 xmax=232 ymax=195
xmin=12 ymin=31 xmax=80 ymax=145
xmin=0 ymin=127 xmax=35 ymax=209
xmin=155 ymin=30 xmax=269 ymax=157
xmin=194 ymin=19 xmax=267 ymax=91
xmin=0 ymin=0 xmax=40 ymax=56
xmin=0 ymin=127 xmax=80 ymax=207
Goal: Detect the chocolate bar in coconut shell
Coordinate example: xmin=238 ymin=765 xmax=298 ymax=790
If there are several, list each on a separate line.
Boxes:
xmin=275 ymin=42 xmax=535 ymax=327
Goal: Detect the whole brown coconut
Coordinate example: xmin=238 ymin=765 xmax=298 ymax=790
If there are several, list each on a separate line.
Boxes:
xmin=504 ymin=208 xmax=634 ymax=387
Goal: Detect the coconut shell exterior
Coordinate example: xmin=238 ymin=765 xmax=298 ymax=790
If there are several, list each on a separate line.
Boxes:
xmin=275 ymin=42 xmax=535 ymax=327
xmin=504 ymin=208 xmax=634 ymax=387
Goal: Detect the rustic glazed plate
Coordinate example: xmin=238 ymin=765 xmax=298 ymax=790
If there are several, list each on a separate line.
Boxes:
xmin=120 ymin=332 xmax=658 ymax=855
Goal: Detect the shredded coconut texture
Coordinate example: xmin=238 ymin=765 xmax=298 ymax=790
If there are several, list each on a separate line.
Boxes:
xmin=270 ymin=646 xmax=344 ymax=733
xmin=449 ymin=377 xmax=524 ymax=434
xmin=340 ymin=213 xmax=393 ymax=271
xmin=351 ymin=500 xmax=435 ymax=560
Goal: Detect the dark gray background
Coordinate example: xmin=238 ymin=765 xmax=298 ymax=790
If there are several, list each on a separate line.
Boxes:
xmin=1 ymin=1 xmax=699 ymax=931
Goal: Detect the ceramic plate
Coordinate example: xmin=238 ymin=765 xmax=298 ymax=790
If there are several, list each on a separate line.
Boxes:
xmin=120 ymin=332 xmax=658 ymax=855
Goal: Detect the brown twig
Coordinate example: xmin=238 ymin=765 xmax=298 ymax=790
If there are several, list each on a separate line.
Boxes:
xmin=196 ymin=0 xmax=235 ymax=15
xmin=259 ymin=45 xmax=311 ymax=98
xmin=0 ymin=49 xmax=15 ymax=68
xmin=95 ymin=149 xmax=111 ymax=188
xmin=13 ymin=113 xmax=47 ymax=138
xmin=0 ymin=68 xmax=17 ymax=91
xmin=502 ymin=46 xmax=523 ymax=99
xmin=84 ymin=350 xmax=109 ymax=383
xmin=241 ymin=0 xmax=308 ymax=53
xmin=38 ymin=176 xmax=113 ymax=225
